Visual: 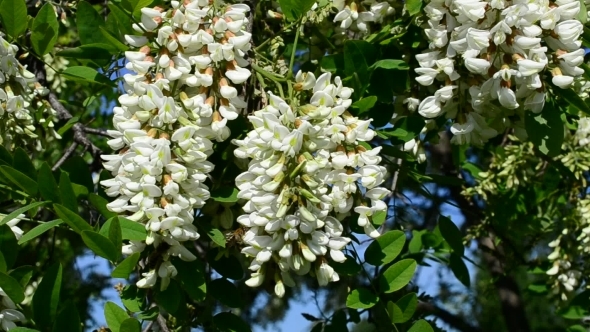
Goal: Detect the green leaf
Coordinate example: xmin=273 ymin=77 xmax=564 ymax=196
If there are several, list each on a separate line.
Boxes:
xmin=365 ymin=230 xmax=406 ymax=266
xmin=136 ymin=307 xmax=159 ymax=321
xmin=38 ymin=163 xmax=61 ymax=203
xmin=198 ymin=221 xmax=226 ymax=247
xmin=122 ymin=0 xmax=154 ymax=15
xmin=387 ymin=301 xmax=403 ymax=324
xmin=10 ymin=328 xmax=41 ymax=332
xmin=392 ymin=293 xmax=417 ymax=323
xmin=0 ymin=201 xmax=48 ymax=226
xmin=62 ymin=66 xmax=114 ymax=87
xmin=121 ymin=285 xmax=145 ymax=313
xmin=210 ymin=187 xmax=239 ymax=203
xmin=82 ymin=230 xmax=119 ymax=262
xmin=31 ymin=3 xmax=59 ymax=55
xmin=379 ymin=259 xmax=417 ymax=293
xmin=370 ymin=59 xmax=409 ymax=71
xmin=209 ymin=278 xmax=243 ymax=308
xmin=331 ymin=255 xmax=361 ymax=276
xmin=525 ymin=100 xmax=564 ymax=157
xmin=52 ymin=301 xmax=81 ymax=332
xmin=277 ymin=0 xmax=315 ymax=21
xmin=213 ymin=312 xmax=252 ymax=332
xmin=0 ymin=165 xmax=38 ymax=196
xmin=406 ymin=0 xmax=423 ymax=16
xmin=175 ymin=260 xmax=207 ymax=302
xmin=99 ymin=26 xmax=129 ymax=51
xmin=0 ymin=146 xmax=13 ymax=165
xmin=118 ymin=217 xmax=147 ymax=241
xmin=156 ymin=280 xmax=182 ymax=314
xmin=408 ymin=319 xmax=434 ymax=332
xmin=207 ymin=251 xmax=243 ymax=280
xmin=346 ymin=288 xmax=378 ymax=309
xmin=0 ymin=225 xmax=17 ymax=269
xmin=0 ymin=271 xmax=24 ymax=303
xmin=392 ymin=116 xmax=425 ymax=142
xmin=104 ymin=301 xmax=129 ymax=332
xmin=351 ymin=96 xmax=378 ymax=115
xmin=32 ymin=263 xmax=62 ymax=329
xmin=53 ymin=204 xmax=93 ymax=234
xmin=61 ymin=156 xmax=94 ymax=193
xmin=0 ymin=0 xmax=27 ymax=38
xmin=57 ymin=45 xmax=113 ymax=63
xmin=111 ymin=253 xmax=140 ymax=279
xmin=56 ymin=116 xmax=79 ymax=136
xmin=449 ymin=253 xmax=470 ymax=288
xmin=9 ymin=265 xmax=33 ymax=287
xmin=120 ymin=318 xmax=141 ymax=332
xmin=560 ymin=87 xmax=590 ymax=115
xmin=59 ymin=171 xmax=78 ymax=212
xmin=77 ymin=1 xmax=111 ymax=47
xmin=107 ymin=217 xmax=122 ymax=259
xmin=12 ymin=148 xmax=36 ymax=180
xmin=558 ymin=290 xmax=590 ymax=319
xmin=438 ymin=215 xmax=464 ymax=256
xmin=107 ymin=3 xmax=133 ymax=35
xmin=89 ymin=194 xmax=118 ymax=219
xmin=18 ymin=219 xmax=63 ymax=245
xmin=344 ymin=40 xmax=377 ymax=97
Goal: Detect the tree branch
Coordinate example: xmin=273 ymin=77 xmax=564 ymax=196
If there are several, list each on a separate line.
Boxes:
xmin=28 ymin=57 xmax=104 ymax=171
xmin=417 ymin=301 xmax=482 ymax=332
xmin=157 ymin=313 xmax=171 ymax=332
xmin=52 ymin=142 xmax=79 ymax=171
xmin=428 ymin=131 xmax=531 ymax=332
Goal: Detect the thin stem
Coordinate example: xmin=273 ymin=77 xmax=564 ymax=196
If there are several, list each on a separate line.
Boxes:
xmin=0 ymin=183 xmax=30 ymax=198
xmin=254 ymin=20 xmax=300 ymax=52
xmin=52 ymin=142 xmax=79 ymax=171
xmin=251 ymin=63 xmax=287 ymax=82
xmin=288 ymin=26 xmax=301 ymax=78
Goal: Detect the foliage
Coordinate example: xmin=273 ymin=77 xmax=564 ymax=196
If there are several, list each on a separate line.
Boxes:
xmin=0 ymin=0 xmax=588 ymax=331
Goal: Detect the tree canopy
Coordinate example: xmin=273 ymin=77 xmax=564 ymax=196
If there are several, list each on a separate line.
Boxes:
xmin=0 ymin=0 xmax=588 ymax=331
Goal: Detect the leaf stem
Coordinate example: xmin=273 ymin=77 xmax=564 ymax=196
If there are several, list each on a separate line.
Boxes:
xmin=288 ymin=26 xmax=301 ymax=78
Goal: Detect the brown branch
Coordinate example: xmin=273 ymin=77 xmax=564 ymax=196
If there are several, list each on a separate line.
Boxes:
xmin=52 ymin=142 xmax=79 ymax=171
xmin=84 ymin=127 xmax=111 ymax=137
xmin=417 ymin=301 xmax=482 ymax=332
xmin=157 ymin=313 xmax=171 ymax=332
xmin=428 ymin=131 xmax=531 ymax=332
xmin=28 ymin=57 xmax=104 ymax=171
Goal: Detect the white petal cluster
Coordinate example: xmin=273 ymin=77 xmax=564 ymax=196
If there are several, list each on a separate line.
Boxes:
xmin=332 ymin=0 xmax=394 ymax=33
xmin=547 ymin=235 xmax=582 ymax=301
xmin=101 ymin=1 xmax=252 ymax=290
xmin=233 ymin=71 xmax=390 ymax=295
xmin=2 ymin=214 xmax=24 ymax=240
xmin=0 ymin=287 xmax=25 ymax=331
xmin=415 ymin=0 xmax=584 ymax=145
xmin=0 ymin=36 xmax=59 ymax=151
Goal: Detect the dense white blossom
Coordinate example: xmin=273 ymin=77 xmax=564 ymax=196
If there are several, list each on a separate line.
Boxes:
xmin=413 ymin=0 xmax=584 ymax=145
xmin=101 ymin=1 xmax=251 ymax=290
xmin=0 ymin=36 xmax=60 ymax=151
xmin=234 ymin=71 xmax=390 ymax=296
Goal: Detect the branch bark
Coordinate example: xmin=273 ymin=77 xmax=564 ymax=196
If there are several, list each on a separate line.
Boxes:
xmin=428 ymin=131 xmax=531 ymax=332
xmin=417 ymin=301 xmax=482 ymax=332
xmin=28 ymin=57 xmax=104 ymax=171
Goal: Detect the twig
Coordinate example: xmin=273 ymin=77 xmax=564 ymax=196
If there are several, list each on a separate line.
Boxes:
xmin=52 ymin=142 xmax=79 ymax=171
xmin=157 ymin=313 xmax=171 ymax=332
xmin=142 ymin=320 xmax=155 ymax=332
xmin=84 ymin=127 xmax=111 ymax=137
xmin=29 ymin=57 xmax=104 ymax=171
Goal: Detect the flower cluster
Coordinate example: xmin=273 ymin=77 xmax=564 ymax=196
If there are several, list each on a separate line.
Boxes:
xmin=0 ymin=288 xmax=25 ymax=331
xmin=101 ymin=1 xmax=251 ymax=290
xmin=233 ymin=71 xmax=390 ymax=296
xmin=0 ymin=36 xmax=60 ymax=151
xmin=414 ymin=0 xmax=584 ymax=145
xmin=332 ymin=0 xmax=394 ymax=33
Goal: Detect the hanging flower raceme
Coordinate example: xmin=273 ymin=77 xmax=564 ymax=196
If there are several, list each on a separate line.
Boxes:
xmin=233 ymin=71 xmax=390 ymax=297
xmin=0 ymin=35 xmax=60 ymax=151
xmin=101 ymin=0 xmax=251 ymax=291
xmin=412 ymin=0 xmax=584 ymax=145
